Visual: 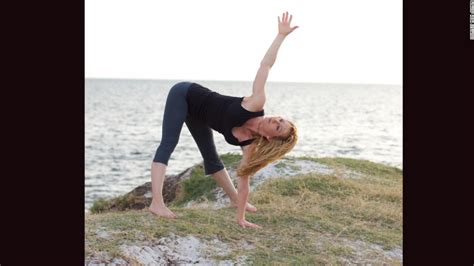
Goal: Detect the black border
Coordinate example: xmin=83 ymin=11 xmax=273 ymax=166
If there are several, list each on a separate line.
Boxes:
xmin=1 ymin=0 xmax=473 ymax=264
xmin=1 ymin=1 xmax=84 ymax=264
xmin=404 ymin=0 xmax=474 ymax=264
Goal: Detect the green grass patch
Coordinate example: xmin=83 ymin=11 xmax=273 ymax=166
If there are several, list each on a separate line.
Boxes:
xmin=296 ymin=156 xmax=402 ymax=178
xmin=321 ymin=157 xmax=401 ymax=177
xmin=173 ymin=164 xmax=217 ymax=206
xmin=219 ymin=153 xmax=242 ymax=168
xmin=89 ymin=195 xmax=135 ymax=214
xmin=260 ymin=173 xmax=361 ymax=198
xmin=89 ymin=192 xmax=148 ymax=214
xmin=90 ymin=198 xmax=112 ymax=214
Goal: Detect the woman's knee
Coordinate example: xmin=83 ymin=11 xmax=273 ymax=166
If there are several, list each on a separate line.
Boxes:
xmin=153 ymin=140 xmax=179 ymax=163
xmin=204 ymin=160 xmax=225 ymax=175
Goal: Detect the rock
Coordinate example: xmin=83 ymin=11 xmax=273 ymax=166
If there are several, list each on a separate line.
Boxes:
xmin=91 ymin=166 xmax=193 ymax=212
xmin=85 ymin=251 xmax=121 ymax=266
xmin=119 ymin=234 xmax=248 ymax=265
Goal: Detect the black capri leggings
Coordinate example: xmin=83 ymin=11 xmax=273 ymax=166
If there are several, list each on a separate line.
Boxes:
xmin=153 ymin=82 xmax=225 ymax=175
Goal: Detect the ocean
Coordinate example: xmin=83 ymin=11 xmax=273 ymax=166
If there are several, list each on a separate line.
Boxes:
xmin=85 ymin=79 xmax=402 ymax=210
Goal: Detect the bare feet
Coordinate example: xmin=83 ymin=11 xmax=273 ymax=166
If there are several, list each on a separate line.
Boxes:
xmin=231 ymin=202 xmax=257 ymax=213
xmin=149 ymin=202 xmax=177 ymax=218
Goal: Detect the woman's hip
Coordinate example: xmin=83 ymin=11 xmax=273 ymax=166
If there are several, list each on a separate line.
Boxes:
xmin=168 ymin=81 xmax=193 ymax=97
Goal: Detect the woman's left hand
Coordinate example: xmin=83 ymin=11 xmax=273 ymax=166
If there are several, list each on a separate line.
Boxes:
xmin=278 ymin=11 xmax=299 ymax=36
xmin=237 ymin=219 xmax=262 ymax=229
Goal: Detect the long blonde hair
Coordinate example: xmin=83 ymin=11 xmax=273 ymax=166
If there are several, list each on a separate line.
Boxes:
xmin=237 ymin=121 xmax=298 ymax=177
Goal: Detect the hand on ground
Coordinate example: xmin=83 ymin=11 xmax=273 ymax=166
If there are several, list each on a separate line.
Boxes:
xmin=237 ymin=219 xmax=262 ymax=229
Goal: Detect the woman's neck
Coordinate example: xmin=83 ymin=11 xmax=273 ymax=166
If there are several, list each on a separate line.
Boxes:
xmin=243 ymin=117 xmax=264 ymax=136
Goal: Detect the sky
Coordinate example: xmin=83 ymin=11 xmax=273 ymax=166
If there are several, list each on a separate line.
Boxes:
xmin=85 ymin=0 xmax=402 ymax=85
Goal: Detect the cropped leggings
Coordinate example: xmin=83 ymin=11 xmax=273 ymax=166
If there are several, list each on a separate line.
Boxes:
xmin=153 ymin=82 xmax=225 ymax=175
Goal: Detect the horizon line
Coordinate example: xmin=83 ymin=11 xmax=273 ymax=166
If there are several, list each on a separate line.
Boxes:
xmin=84 ymin=76 xmax=402 ymax=87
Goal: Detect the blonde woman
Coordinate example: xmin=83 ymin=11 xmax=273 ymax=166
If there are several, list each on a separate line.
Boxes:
xmin=150 ymin=12 xmax=299 ymax=229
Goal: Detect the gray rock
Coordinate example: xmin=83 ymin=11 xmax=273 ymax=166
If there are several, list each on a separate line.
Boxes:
xmin=119 ymin=234 xmax=247 ymax=265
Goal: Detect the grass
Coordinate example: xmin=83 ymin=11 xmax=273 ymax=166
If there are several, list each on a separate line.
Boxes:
xmin=90 ymin=194 xmax=139 ymax=214
xmin=219 ymin=153 xmax=242 ymax=168
xmin=297 ymin=156 xmax=402 ymax=178
xmin=86 ymin=156 xmax=402 ymax=264
xmin=90 ymin=199 xmax=111 ymax=214
xmin=173 ymin=164 xmax=217 ymax=206
xmin=172 ymin=153 xmax=245 ymax=206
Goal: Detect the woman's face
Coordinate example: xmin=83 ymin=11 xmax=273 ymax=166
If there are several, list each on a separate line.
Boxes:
xmin=259 ymin=116 xmax=292 ymax=140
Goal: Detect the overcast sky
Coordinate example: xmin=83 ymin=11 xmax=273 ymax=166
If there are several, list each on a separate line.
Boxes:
xmin=85 ymin=0 xmax=402 ymax=85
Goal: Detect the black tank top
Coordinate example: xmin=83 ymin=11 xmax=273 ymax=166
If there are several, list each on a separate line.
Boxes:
xmin=186 ymin=83 xmax=264 ymax=146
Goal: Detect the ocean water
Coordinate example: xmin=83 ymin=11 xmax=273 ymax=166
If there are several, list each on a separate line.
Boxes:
xmin=85 ymin=79 xmax=402 ymax=210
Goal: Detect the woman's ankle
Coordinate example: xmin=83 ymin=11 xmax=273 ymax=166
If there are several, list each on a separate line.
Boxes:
xmin=150 ymin=199 xmax=166 ymax=208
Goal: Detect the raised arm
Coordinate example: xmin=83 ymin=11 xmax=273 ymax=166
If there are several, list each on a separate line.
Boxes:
xmin=249 ymin=12 xmax=299 ymax=109
xmin=236 ymin=144 xmax=261 ymax=229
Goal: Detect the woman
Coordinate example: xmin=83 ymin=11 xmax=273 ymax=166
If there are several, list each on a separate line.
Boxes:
xmin=150 ymin=12 xmax=299 ymax=229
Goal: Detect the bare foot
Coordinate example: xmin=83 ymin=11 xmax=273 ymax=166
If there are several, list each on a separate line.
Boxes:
xmin=149 ymin=203 xmax=177 ymax=218
xmin=231 ymin=202 xmax=257 ymax=213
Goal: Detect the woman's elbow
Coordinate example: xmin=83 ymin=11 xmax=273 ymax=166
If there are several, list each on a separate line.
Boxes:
xmin=260 ymin=61 xmax=273 ymax=69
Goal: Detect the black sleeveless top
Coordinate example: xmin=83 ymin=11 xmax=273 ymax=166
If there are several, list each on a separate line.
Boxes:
xmin=186 ymin=83 xmax=264 ymax=146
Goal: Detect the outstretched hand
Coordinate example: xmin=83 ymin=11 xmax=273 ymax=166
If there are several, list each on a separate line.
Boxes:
xmin=278 ymin=11 xmax=298 ymax=36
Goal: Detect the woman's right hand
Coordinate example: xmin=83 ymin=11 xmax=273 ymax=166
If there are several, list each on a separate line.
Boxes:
xmin=278 ymin=11 xmax=299 ymax=36
xmin=237 ymin=219 xmax=262 ymax=229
